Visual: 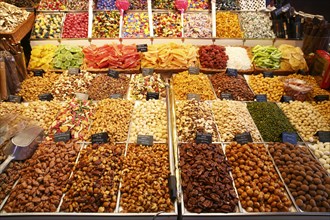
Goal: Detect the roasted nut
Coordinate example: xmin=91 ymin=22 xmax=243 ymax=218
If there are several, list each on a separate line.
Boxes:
xmin=312 ymin=101 xmax=330 ymax=125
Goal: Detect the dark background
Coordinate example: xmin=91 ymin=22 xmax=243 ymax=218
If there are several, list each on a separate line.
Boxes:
xmin=285 ymin=0 xmax=330 ymax=21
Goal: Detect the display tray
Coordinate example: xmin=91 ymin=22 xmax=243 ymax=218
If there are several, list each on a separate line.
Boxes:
xmin=83 ymin=66 xmax=141 ymax=74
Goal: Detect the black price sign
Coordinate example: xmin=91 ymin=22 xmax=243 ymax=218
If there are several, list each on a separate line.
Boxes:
xmin=137 ymin=44 xmax=148 ymax=52
xmin=314 ymin=95 xmax=329 ymax=102
xmin=91 ymin=132 xmax=109 ymax=144
xmin=263 ymin=72 xmax=274 ymax=78
xmin=137 ymin=135 xmax=153 ymax=146
xmin=221 ymin=93 xmax=233 ymax=100
xmin=110 ymin=93 xmax=123 ymax=99
xmin=187 ymin=93 xmax=201 ymax=101
xmin=146 ymin=92 xmax=159 ymax=100
xmin=8 ymin=95 xmax=22 ymax=103
xmin=226 ymin=68 xmax=238 ymax=77
xmin=33 ymin=69 xmax=45 ymax=77
xmin=280 ymin=95 xmax=293 ymax=103
xmin=281 ymin=132 xmax=297 ymax=145
xmin=255 ymin=94 xmax=267 ymax=102
xmin=234 ymin=132 xmax=252 ymax=144
xmin=54 ymin=131 xmax=71 ymax=143
xmin=68 ymin=67 xmax=80 ymax=75
xmin=316 ymin=131 xmax=330 ymax=143
xmin=38 ymin=93 xmax=53 ymax=101
xmin=188 ymin=66 xmax=200 ymax=74
xmin=108 ymin=69 xmax=119 ymax=79
xmin=196 ymin=132 xmax=212 ymax=144
xmin=142 ymin=68 xmax=154 ymax=76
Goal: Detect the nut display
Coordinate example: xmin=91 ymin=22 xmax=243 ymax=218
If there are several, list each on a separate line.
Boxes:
xmin=18 ymin=72 xmax=60 ymax=101
xmin=92 ymin=11 xmax=120 ymax=38
xmin=129 ymin=73 xmax=166 ymax=100
xmin=247 ymin=102 xmax=297 ymax=142
xmin=211 ymin=100 xmax=262 ymax=142
xmin=120 ymin=144 xmax=174 ymax=213
xmin=198 ymin=45 xmax=228 ymax=69
xmin=184 ymin=13 xmax=212 ymax=38
xmin=312 ymin=101 xmax=330 ymax=125
xmin=216 ymin=12 xmax=243 ymax=38
xmin=29 ymin=44 xmax=57 ymax=70
xmin=269 ymin=142 xmax=330 ymax=212
xmin=31 ymin=13 xmax=63 ymax=39
xmin=180 ymin=143 xmax=238 ymax=213
xmin=61 ymin=143 xmax=124 ymax=212
xmin=173 ymin=71 xmax=216 ymax=101
xmin=209 ymin=72 xmax=254 ymax=101
xmin=0 ymin=102 xmax=25 ymax=117
xmin=226 ymin=142 xmax=292 ymax=212
xmin=225 ymin=46 xmax=252 ymax=70
xmin=129 ymin=100 xmax=167 ymax=142
xmin=3 ymin=140 xmax=80 ymax=212
xmin=248 ymin=74 xmax=284 ymax=102
xmin=88 ymin=74 xmax=130 ymax=100
xmin=123 ymin=12 xmax=150 ymax=38
xmin=239 ymin=12 xmax=275 ymax=39
xmin=176 ymin=100 xmax=219 ymax=142
xmin=310 ymin=142 xmax=330 ymax=173
xmin=89 ymin=99 xmax=134 ymax=143
xmin=62 ymin=13 xmax=88 ymax=39
xmin=153 ymin=13 xmax=182 ymax=38
xmin=278 ymin=101 xmax=330 ymax=142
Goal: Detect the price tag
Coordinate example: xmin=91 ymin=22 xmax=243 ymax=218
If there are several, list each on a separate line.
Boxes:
xmin=234 ymin=132 xmax=252 ymax=144
xmin=75 ymin=93 xmax=89 ymax=101
xmin=142 ymin=68 xmax=154 ymax=76
xmin=54 ymin=131 xmax=71 ymax=143
xmin=255 ymin=94 xmax=267 ymax=102
xmin=263 ymin=72 xmax=274 ymax=78
xmin=281 ymin=132 xmax=297 ymax=145
xmin=68 ymin=67 xmax=80 ymax=75
xmin=8 ymin=95 xmax=22 ymax=103
xmin=33 ymin=69 xmax=45 ymax=77
xmin=110 ymin=93 xmax=123 ymax=99
xmin=137 ymin=44 xmax=148 ymax=52
xmin=316 ymin=131 xmax=330 ymax=143
xmin=91 ymin=132 xmax=109 ymax=144
xmin=221 ymin=93 xmax=233 ymax=100
xmin=38 ymin=93 xmax=53 ymax=101
xmin=137 ymin=135 xmax=153 ymax=146
xmin=226 ymin=68 xmax=238 ymax=77
xmin=314 ymin=95 xmax=329 ymax=102
xmin=188 ymin=66 xmax=199 ymax=74
xmin=187 ymin=93 xmax=200 ymax=101
xmin=196 ymin=132 xmax=212 ymax=144
xmin=146 ymin=92 xmax=159 ymax=100
xmin=108 ymin=69 xmax=119 ymax=79
xmin=280 ymin=95 xmax=293 ymax=103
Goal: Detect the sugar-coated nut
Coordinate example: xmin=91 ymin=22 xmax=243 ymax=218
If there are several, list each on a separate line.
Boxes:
xmin=310 ymin=142 xmax=330 ymax=173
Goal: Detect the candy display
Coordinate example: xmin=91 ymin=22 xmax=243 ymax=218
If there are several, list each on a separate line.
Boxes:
xmin=2 ymin=0 xmax=41 ymax=8
xmin=29 ymin=44 xmax=57 ymax=70
xmin=129 ymin=0 xmax=147 ymax=10
xmin=62 ymin=13 xmax=88 ymax=39
xmin=53 ymin=45 xmax=84 ymax=70
xmin=188 ymin=0 xmax=209 ymax=10
xmin=96 ymin=0 xmax=116 ymax=10
xmin=225 ymin=46 xmax=252 ymax=70
xmin=172 ymin=71 xmax=216 ymax=101
xmin=269 ymin=143 xmax=330 ymax=212
xmin=31 ymin=13 xmax=63 ymax=39
xmin=239 ymin=12 xmax=275 ymax=39
xmin=66 ymin=0 xmax=89 ymax=10
xmin=153 ymin=13 xmax=182 ymax=38
xmin=216 ymin=0 xmax=240 ymax=10
xmin=216 ymin=12 xmax=243 ymax=38
xmin=309 ymin=142 xmax=330 ymax=173
xmin=184 ymin=13 xmax=211 ymax=38
xmin=180 ymin=143 xmax=238 ymax=213
xmin=123 ymin=12 xmax=149 ymax=38
xmin=129 ymin=73 xmax=166 ymax=100
xmin=92 ymin=11 xmax=120 ymax=38
xmin=152 ymin=0 xmax=174 ymax=9
xmin=0 ymin=2 xmax=30 ymax=33
xmin=252 ymin=45 xmax=282 ymax=70
xmin=278 ymin=44 xmax=308 ymax=71
xmin=237 ymin=0 xmax=265 ymax=11
xmin=198 ymin=45 xmax=228 ymax=69
xmin=83 ymin=44 xmax=140 ymax=69
xmin=38 ymin=0 xmax=66 ymax=10
xmin=211 ymin=100 xmax=261 ymax=142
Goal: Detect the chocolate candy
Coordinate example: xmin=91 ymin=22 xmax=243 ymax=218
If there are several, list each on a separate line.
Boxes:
xmin=67 ymin=0 xmax=89 ymax=10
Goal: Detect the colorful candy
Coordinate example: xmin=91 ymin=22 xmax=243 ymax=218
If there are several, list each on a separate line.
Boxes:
xmin=62 ymin=13 xmax=88 ymax=38
xmin=188 ymin=0 xmax=210 ymax=10
xmin=31 ymin=13 xmax=63 ymax=39
xmin=152 ymin=0 xmax=174 ymax=9
xmin=92 ymin=11 xmax=120 ymax=38
xmin=96 ymin=0 xmax=116 ymax=10
xmin=123 ymin=12 xmax=149 ymax=38
xmin=184 ymin=13 xmax=211 ymax=38
xmin=67 ymin=0 xmax=89 ymax=10
xmin=153 ymin=13 xmax=182 ymax=38
xmin=129 ymin=0 xmax=147 ymax=10
xmin=38 ymin=0 xmax=66 ymax=10
xmin=216 ymin=11 xmax=243 ymax=38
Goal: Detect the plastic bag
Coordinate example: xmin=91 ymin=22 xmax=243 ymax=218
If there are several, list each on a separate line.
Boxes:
xmin=284 ymin=78 xmax=313 ymax=101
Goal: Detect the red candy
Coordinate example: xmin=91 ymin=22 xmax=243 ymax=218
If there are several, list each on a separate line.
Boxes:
xmin=62 ymin=13 xmax=88 ymax=39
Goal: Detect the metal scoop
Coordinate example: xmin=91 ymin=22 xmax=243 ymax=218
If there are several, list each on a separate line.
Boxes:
xmin=0 ymin=125 xmax=44 ymax=173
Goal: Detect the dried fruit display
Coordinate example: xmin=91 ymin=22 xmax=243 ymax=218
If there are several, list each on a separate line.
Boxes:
xmin=198 ymin=45 xmax=228 ymax=69
xmin=216 ymin=12 xmax=243 ymax=38
xmin=225 ymin=46 xmax=252 ymax=70
xmin=29 ymin=45 xmax=57 ymax=70
xmin=53 ymin=45 xmax=84 ymax=70
xmin=252 ymin=45 xmax=281 ymax=70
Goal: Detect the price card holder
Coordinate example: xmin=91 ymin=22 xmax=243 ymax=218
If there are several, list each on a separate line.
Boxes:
xmin=187 ymin=93 xmax=201 ymax=101
xmin=110 ymin=93 xmax=123 ymax=99
xmin=314 ymin=95 xmax=329 ymax=102
xmin=234 ymin=132 xmax=252 ymax=144
xmin=68 ymin=67 xmax=80 ymax=75
xmin=137 ymin=44 xmax=148 ymax=52
xmin=221 ymin=93 xmax=233 ymax=100
xmin=196 ymin=132 xmax=212 ymax=144
xmin=188 ymin=67 xmax=199 ymax=74
xmin=8 ymin=95 xmax=22 ymax=103
xmin=263 ymin=72 xmax=274 ymax=78
xmin=91 ymin=132 xmax=109 ymax=144
xmin=108 ymin=69 xmax=119 ymax=79
xmin=142 ymin=68 xmax=154 ymax=76
xmin=137 ymin=135 xmax=153 ymax=146
xmin=33 ymin=69 xmax=45 ymax=77
xmin=255 ymin=94 xmax=267 ymax=102
xmin=38 ymin=93 xmax=54 ymax=101
xmin=281 ymin=132 xmax=297 ymax=145
xmin=316 ymin=131 xmax=330 ymax=143
xmin=54 ymin=131 xmax=71 ymax=143
xmin=146 ymin=92 xmax=159 ymax=100
xmin=280 ymin=95 xmax=293 ymax=103
xmin=226 ymin=68 xmax=238 ymax=77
